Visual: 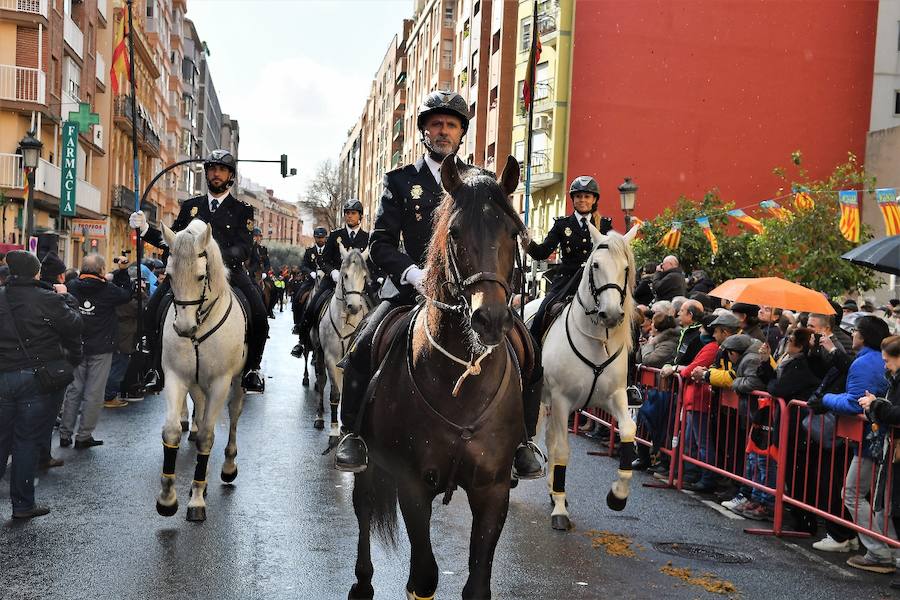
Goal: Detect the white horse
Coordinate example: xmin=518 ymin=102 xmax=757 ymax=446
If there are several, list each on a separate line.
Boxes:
xmin=525 ymin=223 xmax=638 ymax=531
xmin=155 ymin=219 xmax=248 ymax=522
xmin=310 ymin=243 xmax=370 ymax=446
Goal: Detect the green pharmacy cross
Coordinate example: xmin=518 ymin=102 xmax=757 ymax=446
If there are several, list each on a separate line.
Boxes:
xmin=68 ymin=102 xmax=100 ymax=133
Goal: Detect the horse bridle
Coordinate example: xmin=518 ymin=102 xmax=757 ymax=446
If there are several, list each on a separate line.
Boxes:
xmin=171 ymin=250 xmax=219 ymax=328
xmin=576 ymin=243 xmax=629 ymax=318
xmin=431 ymin=231 xmax=514 ymax=316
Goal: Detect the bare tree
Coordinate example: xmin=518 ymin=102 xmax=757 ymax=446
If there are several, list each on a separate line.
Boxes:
xmin=300 ymin=159 xmax=342 ymax=231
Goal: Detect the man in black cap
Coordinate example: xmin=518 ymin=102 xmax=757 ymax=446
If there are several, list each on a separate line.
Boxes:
xmin=291 ymin=226 xmax=329 ymax=357
xmin=0 ymin=250 xmax=82 ymax=518
xmin=730 ymin=302 xmax=765 ymax=343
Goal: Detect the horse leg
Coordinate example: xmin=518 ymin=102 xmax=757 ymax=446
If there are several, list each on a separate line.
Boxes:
xmin=186 ymin=380 xmax=229 ymax=522
xmin=545 ymin=397 xmax=572 ymax=531
xmin=314 ymin=348 xmax=326 ymax=430
xmin=349 ymin=471 xmax=375 ymax=600
xmin=461 ymin=483 xmax=510 ymax=600
xmin=157 ymin=378 xmax=187 ymax=517
xmin=221 ymin=375 xmax=245 ymax=483
xmin=398 ymin=485 xmax=438 ymax=599
xmin=605 ymin=388 xmax=635 ymax=512
xmin=179 ymin=396 xmax=189 ymax=433
xmin=327 ymin=359 xmax=343 ymax=448
xmin=188 ymin=389 xmax=206 ymax=443
xmin=302 ymin=350 xmax=310 ymax=387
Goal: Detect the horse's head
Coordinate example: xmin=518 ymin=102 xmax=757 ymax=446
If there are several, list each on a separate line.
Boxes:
xmin=425 ymin=155 xmax=523 ymax=348
xmin=338 ymin=242 xmax=370 ymax=316
xmin=163 ymin=219 xmax=228 ymax=338
xmin=579 ymin=223 xmax=639 ymax=329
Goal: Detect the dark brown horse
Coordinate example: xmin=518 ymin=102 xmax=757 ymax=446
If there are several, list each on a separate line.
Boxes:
xmin=349 ymin=156 xmax=525 ymax=600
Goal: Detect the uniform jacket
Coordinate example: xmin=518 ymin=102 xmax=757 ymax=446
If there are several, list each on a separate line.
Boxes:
xmin=0 ymin=278 xmax=83 ymax=371
xmin=143 ymin=193 xmax=254 ymax=270
xmin=66 ymin=269 xmax=133 ymax=355
xmin=527 ymin=213 xmax=612 ymax=279
xmin=301 ymin=245 xmax=327 ymax=275
xmin=370 ymin=156 xmax=483 ymax=292
xmin=249 ymin=243 xmax=271 ymax=276
xmin=323 ymin=226 xmax=370 ymax=274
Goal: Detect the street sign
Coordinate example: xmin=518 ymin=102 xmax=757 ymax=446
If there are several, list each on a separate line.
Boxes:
xmin=60 ymin=121 xmax=78 ymax=217
xmin=28 ymin=236 xmax=38 ymax=255
xmin=72 ymin=218 xmax=108 ymax=237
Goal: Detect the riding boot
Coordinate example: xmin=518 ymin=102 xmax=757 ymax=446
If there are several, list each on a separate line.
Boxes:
xmin=514 ymin=363 xmax=545 ymax=480
xmin=334 ymin=358 xmax=371 ymax=473
xmin=143 ymin=330 xmax=164 ymax=393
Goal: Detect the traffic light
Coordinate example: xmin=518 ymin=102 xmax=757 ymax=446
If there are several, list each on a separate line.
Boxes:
xmin=280 ymin=154 xmax=296 ymax=178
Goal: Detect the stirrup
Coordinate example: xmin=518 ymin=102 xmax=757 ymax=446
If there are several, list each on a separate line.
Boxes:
xmin=334 ymin=433 xmax=368 ymax=473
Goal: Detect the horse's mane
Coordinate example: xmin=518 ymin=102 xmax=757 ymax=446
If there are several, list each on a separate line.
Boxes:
xmin=169 ymin=219 xmax=230 ymax=292
xmin=423 ymin=168 xmax=523 ymax=302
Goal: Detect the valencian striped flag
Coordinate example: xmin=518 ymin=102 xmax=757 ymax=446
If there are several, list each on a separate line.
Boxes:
xmin=727 ymin=209 xmax=764 ymax=234
xmin=22 ymin=166 xmax=30 ymax=200
xmin=876 ymin=188 xmax=900 ymax=236
xmin=659 ymin=221 xmax=682 ymax=250
xmin=838 ymin=191 xmax=860 ymax=243
xmin=759 ymin=200 xmax=791 ymax=221
xmin=110 ymin=8 xmax=130 ymax=95
xmin=695 ymin=216 xmax=718 ymax=254
xmin=792 ymin=186 xmax=815 ymax=211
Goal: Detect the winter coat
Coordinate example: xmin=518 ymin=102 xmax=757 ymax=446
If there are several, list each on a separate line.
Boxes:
xmin=682 ymin=340 xmax=719 ymax=412
xmin=66 ymin=269 xmax=133 ymax=356
xmin=0 ymin=278 xmax=83 ymax=371
xmin=639 ymin=327 xmax=679 ymax=368
xmin=652 ymin=268 xmax=686 ymax=302
xmin=731 ymin=338 xmax=765 ymax=397
xmin=822 ymin=347 xmax=888 ymax=415
xmin=633 ymin=276 xmax=654 ymax=306
xmin=741 ymin=323 xmax=767 ymax=344
xmin=674 ymin=322 xmax=704 ymax=366
xmin=757 ymin=353 xmax=821 ymax=401
xmin=688 ymin=277 xmax=716 ymax=295
xmin=707 ymin=347 xmax=736 ymax=389
xmin=868 ymin=371 xmax=900 ymax=513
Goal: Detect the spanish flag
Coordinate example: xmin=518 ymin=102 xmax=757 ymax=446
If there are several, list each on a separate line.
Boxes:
xmin=793 ymin=187 xmax=815 ymax=211
xmin=838 ymin=191 xmax=860 ymax=243
xmin=110 ymin=8 xmax=130 ymax=95
xmin=521 ymin=13 xmax=542 ymax=110
xmin=695 ymin=216 xmax=718 ymax=254
xmin=759 ymin=200 xmax=791 ymax=221
xmin=659 ymin=222 xmax=682 ymax=250
xmin=876 ymin=188 xmax=900 ymax=236
xmin=727 ymin=209 xmax=765 ymax=234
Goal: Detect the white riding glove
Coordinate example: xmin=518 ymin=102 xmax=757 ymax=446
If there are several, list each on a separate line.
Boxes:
xmin=316 ymin=270 xmax=325 ymax=280
xmin=331 ymin=269 xmax=340 ymax=283
xmin=309 ymin=270 xmax=318 ymax=280
xmin=261 ymin=273 xmax=267 ymax=280
xmin=129 ymin=211 xmax=149 ymax=236
xmin=403 ymin=266 xmax=428 ymax=295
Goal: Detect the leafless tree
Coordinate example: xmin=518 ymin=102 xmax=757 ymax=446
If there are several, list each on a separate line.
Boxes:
xmin=300 ymin=159 xmax=342 ymax=231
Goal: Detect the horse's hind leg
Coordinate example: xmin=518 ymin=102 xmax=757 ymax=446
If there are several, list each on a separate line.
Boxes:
xmin=314 ymin=348 xmax=326 ymax=430
xmin=157 ymin=378 xmax=188 ymax=517
xmin=221 ymin=376 xmax=245 ymax=483
xmin=327 ymin=360 xmax=343 ymax=448
xmin=398 ymin=485 xmax=438 ymax=599
xmin=545 ymin=397 xmax=572 ymax=531
xmin=462 ymin=482 xmax=510 ymax=600
xmin=302 ymin=350 xmax=310 ymax=387
xmin=605 ymin=388 xmax=635 ymax=511
xmin=186 ymin=379 xmax=229 ymax=522
xmin=349 ymin=472 xmax=375 ymax=600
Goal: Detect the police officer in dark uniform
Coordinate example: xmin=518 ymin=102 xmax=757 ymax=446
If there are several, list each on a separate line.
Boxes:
xmin=129 ymin=149 xmax=268 ymax=392
xmin=334 ymin=90 xmax=543 ymax=479
xmin=524 ymin=175 xmax=613 ymax=341
xmin=249 ymin=228 xmax=274 ymax=318
xmin=291 ymin=227 xmax=329 ymax=357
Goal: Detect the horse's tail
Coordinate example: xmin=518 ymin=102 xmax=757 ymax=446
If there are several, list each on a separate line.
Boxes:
xmin=364 ymin=464 xmax=399 ymax=547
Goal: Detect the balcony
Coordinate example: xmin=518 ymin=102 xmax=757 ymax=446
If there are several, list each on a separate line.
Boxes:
xmin=537 ymin=13 xmax=557 ymax=45
xmin=0 ymin=0 xmax=48 ymax=18
xmin=114 ymin=96 xmax=161 ymax=157
xmin=392 ymin=118 xmax=403 ymax=140
xmin=0 ymin=154 xmax=101 ymax=215
xmin=97 ymin=0 xmax=107 ymax=23
xmin=518 ymin=151 xmax=560 ymax=191
xmin=112 ymin=184 xmax=158 ymax=222
xmin=64 ymin=14 xmax=84 ymax=60
xmin=0 ymin=64 xmax=45 ymax=104
xmin=95 ymin=52 xmax=106 ymax=87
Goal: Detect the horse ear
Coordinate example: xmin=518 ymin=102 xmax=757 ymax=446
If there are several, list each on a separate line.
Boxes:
xmin=623 ymin=223 xmax=641 ymax=244
xmin=361 ymin=247 xmax=370 ymax=262
xmin=441 ymin=154 xmax=463 ymax=194
xmin=338 ymin=241 xmax=348 ymax=260
xmin=202 ymin=223 xmax=213 ymax=248
xmin=161 ymin=222 xmax=175 ymax=248
xmin=499 ymin=155 xmax=520 ymax=197
xmin=587 ymin=221 xmax=604 ymax=249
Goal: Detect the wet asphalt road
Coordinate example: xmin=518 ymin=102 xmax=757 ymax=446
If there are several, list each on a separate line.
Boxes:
xmin=1 ymin=310 xmax=895 ymax=599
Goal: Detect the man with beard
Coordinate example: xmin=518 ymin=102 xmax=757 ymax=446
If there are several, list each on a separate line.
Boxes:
xmin=129 ymin=149 xmax=268 ymax=393
xmin=333 ymin=91 xmax=543 ymax=479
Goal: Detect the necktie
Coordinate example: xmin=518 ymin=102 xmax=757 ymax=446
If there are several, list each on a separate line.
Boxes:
xmin=349 ymin=230 xmax=355 ymax=243
xmin=580 ymin=218 xmax=588 ymax=231
xmin=211 ymin=199 xmax=219 ymax=212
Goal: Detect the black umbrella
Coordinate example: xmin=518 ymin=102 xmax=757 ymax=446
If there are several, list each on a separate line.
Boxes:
xmin=841 ymin=235 xmax=900 ymax=276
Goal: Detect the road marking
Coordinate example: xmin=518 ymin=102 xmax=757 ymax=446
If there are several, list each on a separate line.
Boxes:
xmin=688 ymin=491 xmax=744 ymax=520
xmin=782 ymin=542 xmax=859 ymax=579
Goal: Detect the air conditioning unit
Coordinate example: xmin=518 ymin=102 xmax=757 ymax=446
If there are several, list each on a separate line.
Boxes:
xmin=533 ymin=114 xmax=552 ymax=131
xmin=93 ymin=124 xmax=104 ymax=149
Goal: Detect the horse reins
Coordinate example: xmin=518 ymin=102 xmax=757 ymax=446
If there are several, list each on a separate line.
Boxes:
xmin=577 ymin=243 xmax=629 ymax=319
xmin=329 ymin=266 xmax=371 ymax=357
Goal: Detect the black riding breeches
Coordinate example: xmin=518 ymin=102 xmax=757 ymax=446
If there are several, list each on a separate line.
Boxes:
xmin=529 ymin=268 xmax=580 ymax=340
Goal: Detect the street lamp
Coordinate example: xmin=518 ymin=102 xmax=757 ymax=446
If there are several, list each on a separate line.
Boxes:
xmin=20 ymin=130 xmax=43 ymax=245
xmin=618 ymin=176 xmax=638 ymax=230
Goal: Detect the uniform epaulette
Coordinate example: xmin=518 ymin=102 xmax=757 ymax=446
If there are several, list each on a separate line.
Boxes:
xmin=554 ymin=216 xmax=566 ymax=221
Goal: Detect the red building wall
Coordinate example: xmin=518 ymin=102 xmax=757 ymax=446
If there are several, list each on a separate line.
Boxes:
xmin=566 ymin=0 xmax=877 ymax=221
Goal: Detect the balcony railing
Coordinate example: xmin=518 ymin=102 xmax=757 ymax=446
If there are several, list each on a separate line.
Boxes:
xmin=0 ymin=154 xmax=101 ymax=214
xmin=95 ymin=52 xmax=106 ymax=86
xmin=64 ymin=14 xmax=84 ymax=59
xmin=0 ymin=0 xmax=48 ymax=17
xmin=114 ymin=96 xmax=161 ymax=157
xmin=114 ymin=184 xmax=156 ymax=221
xmin=519 ymin=151 xmax=551 ymax=179
xmin=0 ymin=64 xmax=45 ymax=104
xmin=392 ymin=118 xmax=403 ymax=140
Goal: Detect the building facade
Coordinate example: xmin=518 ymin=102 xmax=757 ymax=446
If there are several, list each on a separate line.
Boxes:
xmin=236 ymin=175 xmax=301 ymax=247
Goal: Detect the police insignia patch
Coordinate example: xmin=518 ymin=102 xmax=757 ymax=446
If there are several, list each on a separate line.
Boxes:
xmin=564 ymin=227 xmax=572 ymax=237
xmin=190 ymin=206 xmax=198 ymax=217
xmin=247 ymin=219 xmax=253 ymax=231
xmin=410 ymin=185 xmax=423 ymax=200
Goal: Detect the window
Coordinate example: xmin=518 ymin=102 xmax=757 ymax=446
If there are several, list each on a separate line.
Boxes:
xmin=513 ymin=141 xmax=524 ymax=161
xmin=520 ymin=18 xmax=532 ymax=52
xmin=444 ymin=2 xmax=454 ymax=27
xmin=442 ymin=40 xmax=453 ymax=69
xmin=492 ymin=31 xmax=501 ymax=54
xmin=894 ymin=90 xmax=900 ymax=116
xmin=146 ymin=1 xmax=154 ymax=18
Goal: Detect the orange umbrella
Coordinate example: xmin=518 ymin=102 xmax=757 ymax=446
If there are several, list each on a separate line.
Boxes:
xmin=708 ymin=277 xmax=835 ymax=314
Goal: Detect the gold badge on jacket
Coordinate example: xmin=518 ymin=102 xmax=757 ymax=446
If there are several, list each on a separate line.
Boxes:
xmin=190 ymin=206 xmax=198 ymax=217
xmin=564 ymin=227 xmax=572 ymax=237
xmin=410 ymin=184 xmax=423 ymax=200
xmin=247 ymin=219 xmax=253 ymax=231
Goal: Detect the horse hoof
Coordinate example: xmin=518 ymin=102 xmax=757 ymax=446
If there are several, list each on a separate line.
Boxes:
xmin=221 ymin=467 xmax=238 ymax=483
xmin=509 ymin=478 xmax=519 ymax=489
xmin=607 ymin=490 xmax=628 ymax=512
xmin=186 ymin=506 xmax=207 ymax=522
xmin=348 ymin=583 xmax=375 ymax=600
xmin=156 ymin=500 xmax=178 ymax=517
xmin=180 ymin=421 xmax=189 ymax=432
xmin=313 ymin=419 xmax=325 ymax=430
xmin=188 ymin=431 xmax=197 ymax=441
xmin=551 ymin=514 xmax=571 ymax=531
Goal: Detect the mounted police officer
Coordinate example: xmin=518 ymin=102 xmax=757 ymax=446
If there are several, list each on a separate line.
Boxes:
xmin=249 ymin=228 xmax=274 ymax=318
xmin=334 ymin=90 xmax=544 ymax=479
xmin=291 ymin=226 xmax=329 ymax=357
xmin=129 ymin=149 xmax=268 ymax=393
xmin=523 ymin=175 xmax=613 ymax=342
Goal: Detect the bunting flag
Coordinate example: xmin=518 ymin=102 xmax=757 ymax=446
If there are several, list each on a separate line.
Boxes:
xmin=695 ymin=216 xmax=718 ymax=254
xmin=876 ymin=188 xmax=900 ymax=236
xmin=110 ymin=8 xmax=130 ymax=95
xmin=759 ymin=199 xmax=791 ymax=221
xmin=837 ymin=190 xmax=860 ymax=243
xmin=792 ymin=187 xmax=815 ymax=211
xmin=659 ymin=221 xmax=682 ymax=249
xmin=22 ymin=166 xmax=30 ymax=199
xmin=727 ymin=209 xmax=764 ymax=234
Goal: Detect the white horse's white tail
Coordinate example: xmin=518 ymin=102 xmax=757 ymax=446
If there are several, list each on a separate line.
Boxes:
xmin=155 ymin=219 xmax=249 ymax=522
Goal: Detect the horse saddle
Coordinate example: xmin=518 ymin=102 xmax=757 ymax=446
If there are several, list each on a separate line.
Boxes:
xmin=370 ymin=305 xmax=416 ymax=372
xmin=314 ymin=289 xmax=334 ymax=323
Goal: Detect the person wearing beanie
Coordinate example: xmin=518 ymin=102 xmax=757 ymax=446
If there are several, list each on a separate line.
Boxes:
xmin=0 ymin=250 xmax=83 ymax=518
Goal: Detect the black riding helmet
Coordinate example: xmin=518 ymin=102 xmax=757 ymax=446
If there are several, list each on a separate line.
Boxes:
xmin=569 ymin=175 xmax=600 ymax=212
xmin=416 ymin=91 xmax=470 ymax=133
xmin=252 ymin=228 xmax=262 ymax=237
xmin=204 ymin=149 xmax=237 ymax=190
xmin=313 ymin=226 xmax=328 ymax=238
xmin=343 ymin=199 xmax=364 ymax=215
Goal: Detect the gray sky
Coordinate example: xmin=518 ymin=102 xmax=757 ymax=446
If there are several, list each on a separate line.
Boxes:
xmin=186 ymin=0 xmax=413 ymax=202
